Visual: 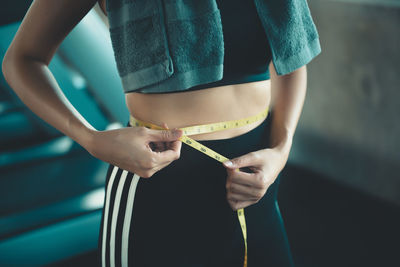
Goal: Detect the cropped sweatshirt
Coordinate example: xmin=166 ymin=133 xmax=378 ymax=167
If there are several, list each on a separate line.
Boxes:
xmin=105 ymin=0 xmax=322 ymax=94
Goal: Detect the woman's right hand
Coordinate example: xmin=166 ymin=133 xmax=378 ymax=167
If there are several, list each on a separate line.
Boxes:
xmin=86 ymin=125 xmax=183 ymax=178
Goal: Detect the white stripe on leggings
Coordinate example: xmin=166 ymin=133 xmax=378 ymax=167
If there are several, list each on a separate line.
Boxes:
xmin=102 ymin=166 xmax=119 ymax=267
xmin=110 ymin=170 xmax=129 ymax=267
xmin=121 ymin=173 xmax=140 ymax=267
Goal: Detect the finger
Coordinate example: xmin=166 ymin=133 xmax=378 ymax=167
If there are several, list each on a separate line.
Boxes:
xmin=153 ymin=122 xmax=172 ymax=151
xmin=152 ymin=141 xmax=181 ymax=164
xmin=227 ymin=182 xmax=264 ymax=199
xmin=227 ymin=199 xmax=238 ymax=210
xmin=236 ymin=200 xmax=255 ymax=210
xmin=222 ymin=151 xmax=262 ymax=169
xmin=139 ymin=159 xmax=170 ymax=178
xmin=167 ymin=139 xmax=182 ymax=152
xmin=150 ymin=159 xmax=172 ymax=175
xmin=147 ymin=127 xmax=183 ymax=142
xmin=227 ymin=191 xmax=258 ymax=202
xmin=228 ymin=199 xmax=255 ymax=211
xmin=161 ymin=122 xmax=169 ymax=130
xmin=226 ymin=169 xmax=264 ymax=188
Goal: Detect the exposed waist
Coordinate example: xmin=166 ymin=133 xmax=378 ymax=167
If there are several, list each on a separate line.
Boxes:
xmin=125 ymin=80 xmax=271 ymax=140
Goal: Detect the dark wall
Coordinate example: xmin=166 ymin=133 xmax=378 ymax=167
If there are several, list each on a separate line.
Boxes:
xmin=290 ymin=0 xmax=400 ymax=205
xmin=0 ymin=1 xmax=33 ymax=26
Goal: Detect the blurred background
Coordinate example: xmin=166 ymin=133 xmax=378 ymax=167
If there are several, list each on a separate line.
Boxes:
xmin=0 ymin=0 xmax=399 ymax=266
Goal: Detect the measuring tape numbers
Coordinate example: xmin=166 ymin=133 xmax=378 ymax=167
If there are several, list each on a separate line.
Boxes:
xmin=129 ymin=106 xmax=269 ymax=267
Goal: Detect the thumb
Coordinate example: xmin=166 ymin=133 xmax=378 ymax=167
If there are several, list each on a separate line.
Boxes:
xmin=148 ymin=128 xmax=183 ymax=142
xmin=222 ymin=152 xmax=256 ymax=169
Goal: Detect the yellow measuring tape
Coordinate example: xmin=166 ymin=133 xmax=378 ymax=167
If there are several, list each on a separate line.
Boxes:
xmin=129 ymin=106 xmax=269 ymax=267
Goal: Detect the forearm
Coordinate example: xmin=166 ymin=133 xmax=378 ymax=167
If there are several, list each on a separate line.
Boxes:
xmin=268 ymin=63 xmax=308 ymax=157
xmin=2 ymin=53 xmax=96 ymax=149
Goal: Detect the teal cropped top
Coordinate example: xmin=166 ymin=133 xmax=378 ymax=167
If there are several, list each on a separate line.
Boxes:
xmin=158 ymin=0 xmax=272 ymax=94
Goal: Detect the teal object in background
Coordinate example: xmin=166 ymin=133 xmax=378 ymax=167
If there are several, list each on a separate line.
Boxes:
xmin=58 ymin=8 xmax=129 ymax=125
xmin=0 ymin=8 xmax=128 ymax=266
xmin=1 ymin=24 xmax=101 ymax=133
xmin=0 ymin=212 xmax=102 ymax=266
xmin=0 ymin=9 xmax=129 ymax=131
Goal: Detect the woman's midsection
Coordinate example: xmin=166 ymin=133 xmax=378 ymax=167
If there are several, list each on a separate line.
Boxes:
xmin=125 ymin=79 xmax=271 ymax=141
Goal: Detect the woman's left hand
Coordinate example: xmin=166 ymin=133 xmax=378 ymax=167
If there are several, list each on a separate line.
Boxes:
xmin=222 ymin=147 xmax=289 ymax=211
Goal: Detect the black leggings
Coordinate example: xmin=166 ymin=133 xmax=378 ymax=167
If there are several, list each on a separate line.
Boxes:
xmin=98 ymin=112 xmax=294 ymax=267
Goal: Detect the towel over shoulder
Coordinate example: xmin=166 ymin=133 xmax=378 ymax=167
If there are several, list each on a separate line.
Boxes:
xmin=105 ymin=0 xmax=322 ymax=93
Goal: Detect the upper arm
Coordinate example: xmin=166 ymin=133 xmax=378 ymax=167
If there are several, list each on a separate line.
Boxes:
xmin=4 ymin=0 xmax=98 ymax=65
xmin=269 ymin=60 xmax=277 ymax=78
xmin=269 ymin=60 xmax=307 ymax=80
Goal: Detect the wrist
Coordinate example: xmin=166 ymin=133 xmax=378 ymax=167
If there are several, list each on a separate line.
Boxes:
xmin=68 ymin=121 xmax=98 ymax=152
xmin=270 ymin=132 xmax=293 ymax=159
xmin=79 ymin=128 xmax=98 ymax=153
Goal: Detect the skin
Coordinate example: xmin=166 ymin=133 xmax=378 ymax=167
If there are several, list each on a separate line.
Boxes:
xmin=2 ymin=0 xmax=307 ymax=211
